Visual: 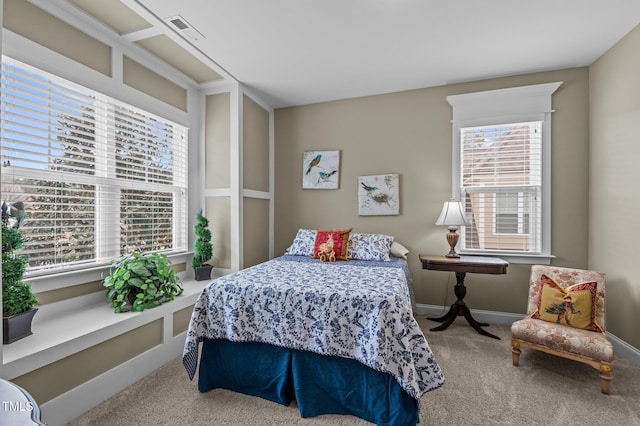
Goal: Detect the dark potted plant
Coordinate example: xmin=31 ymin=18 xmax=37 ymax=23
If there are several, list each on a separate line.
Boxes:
xmin=192 ymin=209 xmax=213 ymax=281
xmin=103 ymin=252 xmax=184 ymax=313
xmin=2 ymin=202 xmax=38 ymax=344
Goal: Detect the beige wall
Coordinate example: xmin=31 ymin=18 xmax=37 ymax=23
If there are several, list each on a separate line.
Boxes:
xmin=205 ymin=93 xmax=232 ymax=269
xmin=589 ymin=23 xmax=640 ymax=349
xmin=206 ymin=196 xmax=231 ymax=269
xmin=206 ymin=93 xmax=232 ymax=188
xmin=242 ymin=95 xmax=271 ymax=266
xmin=275 ymin=67 xmax=591 ymax=319
xmin=243 ymin=95 xmax=270 ymax=192
xmin=243 ymin=197 xmax=270 ymax=267
xmin=123 ymin=56 xmax=187 ymax=111
xmin=3 ymin=0 xmax=111 ymax=76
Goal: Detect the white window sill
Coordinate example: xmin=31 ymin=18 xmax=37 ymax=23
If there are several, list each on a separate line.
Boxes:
xmin=2 ymin=272 xmax=208 ymax=379
xmin=459 ymin=251 xmax=555 ymax=265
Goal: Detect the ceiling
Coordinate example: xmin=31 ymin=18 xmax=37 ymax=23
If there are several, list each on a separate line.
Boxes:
xmin=67 ymin=0 xmax=640 ymax=108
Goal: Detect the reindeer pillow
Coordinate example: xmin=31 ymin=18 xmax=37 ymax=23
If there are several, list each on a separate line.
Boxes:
xmin=312 ymin=228 xmax=352 ymax=261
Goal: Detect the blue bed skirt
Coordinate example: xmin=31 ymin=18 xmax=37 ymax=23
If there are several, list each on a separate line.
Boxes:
xmin=198 ymin=339 xmax=420 ymax=426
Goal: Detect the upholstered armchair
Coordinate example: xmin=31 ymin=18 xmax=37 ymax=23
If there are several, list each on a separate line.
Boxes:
xmin=511 ymin=265 xmax=614 ymax=394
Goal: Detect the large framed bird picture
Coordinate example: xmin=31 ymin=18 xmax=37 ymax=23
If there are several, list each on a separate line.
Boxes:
xmin=302 ymin=150 xmax=340 ymax=189
xmin=358 ymin=174 xmax=400 ymax=215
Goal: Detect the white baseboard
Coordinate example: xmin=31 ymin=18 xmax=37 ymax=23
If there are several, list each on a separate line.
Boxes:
xmin=415 ymin=303 xmax=640 ymax=367
xmin=607 ymin=332 xmax=640 ymax=367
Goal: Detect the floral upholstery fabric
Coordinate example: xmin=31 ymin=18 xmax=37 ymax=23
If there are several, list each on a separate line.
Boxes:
xmin=512 ymin=265 xmax=613 ymax=366
xmin=511 ymin=318 xmax=613 ymax=362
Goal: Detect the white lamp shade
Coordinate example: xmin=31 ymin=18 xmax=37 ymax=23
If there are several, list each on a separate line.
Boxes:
xmin=435 ymin=200 xmax=470 ymax=226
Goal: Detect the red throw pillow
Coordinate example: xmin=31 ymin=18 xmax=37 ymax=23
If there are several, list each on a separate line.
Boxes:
xmin=313 ymin=228 xmax=352 ymax=260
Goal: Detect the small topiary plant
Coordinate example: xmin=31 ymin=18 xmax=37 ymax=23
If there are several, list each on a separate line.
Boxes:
xmin=2 ymin=202 xmax=39 ymax=344
xmin=3 ymin=280 xmax=38 ymax=317
xmin=192 ymin=209 xmax=213 ymax=281
xmin=192 ymin=209 xmax=212 ymax=268
xmin=2 ymin=221 xmax=38 ymax=318
xmin=103 ymin=252 xmax=183 ymax=313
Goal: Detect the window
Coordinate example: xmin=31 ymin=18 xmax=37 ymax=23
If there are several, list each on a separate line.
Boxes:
xmin=1 ymin=57 xmax=188 ymax=276
xmin=461 ymin=121 xmax=541 ymax=252
xmin=447 ymin=83 xmax=561 ymax=262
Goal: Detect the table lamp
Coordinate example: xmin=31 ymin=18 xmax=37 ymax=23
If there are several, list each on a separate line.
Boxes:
xmin=435 ymin=198 xmax=470 ymax=258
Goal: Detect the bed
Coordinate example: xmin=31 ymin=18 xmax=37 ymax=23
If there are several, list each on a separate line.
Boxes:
xmin=183 ymin=230 xmax=445 ymax=425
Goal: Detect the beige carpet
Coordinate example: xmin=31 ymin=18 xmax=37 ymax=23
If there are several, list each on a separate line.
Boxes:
xmin=67 ymin=317 xmax=640 ymax=425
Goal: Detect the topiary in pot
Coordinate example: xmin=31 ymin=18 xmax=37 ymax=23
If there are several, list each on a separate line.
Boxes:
xmin=192 ymin=209 xmax=213 ymax=281
xmin=2 ymin=281 xmax=39 ymax=344
xmin=2 ymin=207 xmax=39 ymax=344
xmin=103 ymin=252 xmax=184 ymax=313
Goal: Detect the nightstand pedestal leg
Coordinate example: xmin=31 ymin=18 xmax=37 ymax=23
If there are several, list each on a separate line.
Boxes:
xmin=428 ymin=272 xmax=500 ymax=340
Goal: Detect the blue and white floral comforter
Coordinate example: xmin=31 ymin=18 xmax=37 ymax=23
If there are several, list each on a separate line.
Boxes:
xmin=183 ymin=255 xmax=444 ymax=401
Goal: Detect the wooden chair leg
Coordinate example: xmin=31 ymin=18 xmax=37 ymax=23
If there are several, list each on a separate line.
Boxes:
xmin=599 ymin=363 xmax=612 ymax=395
xmin=511 ymin=339 xmax=521 ymax=366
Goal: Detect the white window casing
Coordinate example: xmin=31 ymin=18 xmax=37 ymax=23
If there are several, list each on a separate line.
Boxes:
xmin=446 ymin=82 xmax=561 ymax=263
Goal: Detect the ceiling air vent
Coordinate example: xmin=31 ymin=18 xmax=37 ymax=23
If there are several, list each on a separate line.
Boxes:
xmin=165 ymin=15 xmax=205 ymax=42
xmin=170 ymin=17 xmax=188 ymax=30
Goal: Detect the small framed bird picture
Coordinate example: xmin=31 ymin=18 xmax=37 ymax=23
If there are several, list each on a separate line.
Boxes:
xmin=302 ymin=150 xmax=340 ymax=189
xmin=358 ymin=174 xmax=400 ymax=215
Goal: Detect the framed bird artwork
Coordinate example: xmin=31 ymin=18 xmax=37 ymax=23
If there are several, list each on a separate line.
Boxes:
xmin=302 ymin=150 xmax=340 ymax=189
xmin=358 ymin=174 xmax=400 ymax=215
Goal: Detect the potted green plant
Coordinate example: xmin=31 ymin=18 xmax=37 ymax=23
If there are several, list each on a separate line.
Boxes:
xmin=2 ymin=202 xmax=38 ymax=344
xmin=103 ymin=252 xmax=184 ymax=313
xmin=192 ymin=209 xmax=214 ymax=281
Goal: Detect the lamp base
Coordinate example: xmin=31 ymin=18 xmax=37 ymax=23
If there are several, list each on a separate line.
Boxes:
xmin=445 ymin=249 xmax=460 ymax=258
xmin=444 ymin=226 xmax=460 ymax=258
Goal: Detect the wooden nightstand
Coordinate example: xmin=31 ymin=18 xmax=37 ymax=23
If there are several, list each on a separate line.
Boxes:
xmin=419 ymin=254 xmax=508 ymax=340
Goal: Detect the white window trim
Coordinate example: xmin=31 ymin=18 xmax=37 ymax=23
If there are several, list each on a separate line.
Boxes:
xmin=446 ymin=82 xmax=562 ymax=264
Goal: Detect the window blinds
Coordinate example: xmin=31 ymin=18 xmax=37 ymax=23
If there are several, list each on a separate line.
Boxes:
xmin=1 ymin=57 xmax=188 ymax=275
xmin=460 ymin=121 xmax=542 ymax=254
